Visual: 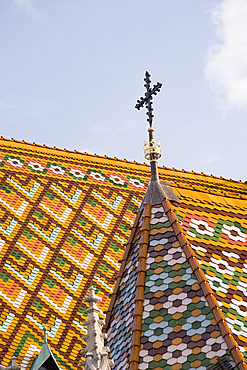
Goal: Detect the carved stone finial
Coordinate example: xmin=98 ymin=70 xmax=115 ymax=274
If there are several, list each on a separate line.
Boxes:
xmin=0 ymin=356 xmax=20 ymax=370
xmin=79 ymin=286 xmax=114 ymax=370
xmin=43 ymin=327 xmax=47 ymax=344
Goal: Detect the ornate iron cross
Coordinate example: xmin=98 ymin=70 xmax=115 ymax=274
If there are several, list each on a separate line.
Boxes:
xmin=135 ymin=71 xmax=162 ymax=127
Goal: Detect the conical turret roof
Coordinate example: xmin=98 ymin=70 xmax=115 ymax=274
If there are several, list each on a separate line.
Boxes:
xmin=105 ymin=181 xmax=247 ymax=369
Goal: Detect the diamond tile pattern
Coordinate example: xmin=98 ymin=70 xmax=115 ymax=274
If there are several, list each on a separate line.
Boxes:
xmin=0 ymin=143 xmax=148 ymax=370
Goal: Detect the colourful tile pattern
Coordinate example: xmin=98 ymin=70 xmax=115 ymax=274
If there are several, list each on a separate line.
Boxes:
xmin=0 ymin=138 xmax=246 ymax=369
xmin=173 ymin=191 xmax=247 ymax=357
xmin=107 ymin=216 xmax=143 ymax=369
xmin=0 ymin=143 xmax=148 ymax=370
xmin=139 ymin=205 xmax=229 ymax=370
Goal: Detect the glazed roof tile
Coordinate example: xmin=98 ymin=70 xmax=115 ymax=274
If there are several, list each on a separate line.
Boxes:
xmin=0 ymin=138 xmax=246 ymax=370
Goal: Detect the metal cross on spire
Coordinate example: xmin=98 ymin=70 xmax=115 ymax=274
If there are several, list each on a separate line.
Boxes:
xmin=135 ymin=71 xmax=163 ymax=182
xmin=135 ymin=71 xmax=162 ymax=128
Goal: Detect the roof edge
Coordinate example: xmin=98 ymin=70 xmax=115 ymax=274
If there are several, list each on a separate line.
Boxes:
xmin=130 ymin=203 xmax=151 ymax=370
xmin=0 ymin=136 xmax=244 ymax=184
xmin=104 ymin=210 xmax=142 ymax=332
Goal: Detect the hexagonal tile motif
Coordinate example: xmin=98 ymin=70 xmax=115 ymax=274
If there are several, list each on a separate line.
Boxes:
xmin=107 ymin=217 xmax=143 ymax=369
xmin=139 ymin=205 xmax=229 ymax=369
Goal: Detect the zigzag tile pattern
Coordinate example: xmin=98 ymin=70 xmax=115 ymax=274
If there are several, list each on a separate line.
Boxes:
xmin=0 ymin=139 xmax=246 ymax=368
xmin=139 ymin=205 xmax=229 ymax=370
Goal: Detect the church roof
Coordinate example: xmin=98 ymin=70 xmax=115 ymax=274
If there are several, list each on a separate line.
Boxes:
xmin=0 ymin=137 xmax=246 ymax=370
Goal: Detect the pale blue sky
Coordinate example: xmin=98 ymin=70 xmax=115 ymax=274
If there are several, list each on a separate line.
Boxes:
xmin=1 ymin=0 xmax=247 ymax=181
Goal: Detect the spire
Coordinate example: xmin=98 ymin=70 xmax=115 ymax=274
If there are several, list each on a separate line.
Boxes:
xmin=43 ymin=327 xmax=47 ymax=344
xmin=30 ymin=328 xmax=60 ymax=370
xmin=79 ymin=286 xmax=114 ymax=370
xmin=135 ymin=72 xmax=179 ymax=207
xmin=135 ymin=71 xmax=162 ymax=182
xmin=0 ymin=357 xmax=20 ymax=370
xmin=104 ymin=72 xmax=247 ymax=370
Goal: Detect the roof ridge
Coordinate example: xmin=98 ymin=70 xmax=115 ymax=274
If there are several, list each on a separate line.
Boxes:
xmin=130 ymin=203 xmax=151 ymax=370
xmin=104 ymin=210 xmax=142 ymax=331
xmin=0 ymin=136 xmax=244 ymax=184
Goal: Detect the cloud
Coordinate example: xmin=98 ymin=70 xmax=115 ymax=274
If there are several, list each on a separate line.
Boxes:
xmin=88 ymin=119 xmax=140 ymax=134
xmin=13 ymin=0 xmax=43 ymax=19
xmin=0 ymin=101 xmax=53 ymax=121
xmin=200 ymin=151 xmax=223 ymax=165
xmin=205 ymin=0 xmax=247 ymax=109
